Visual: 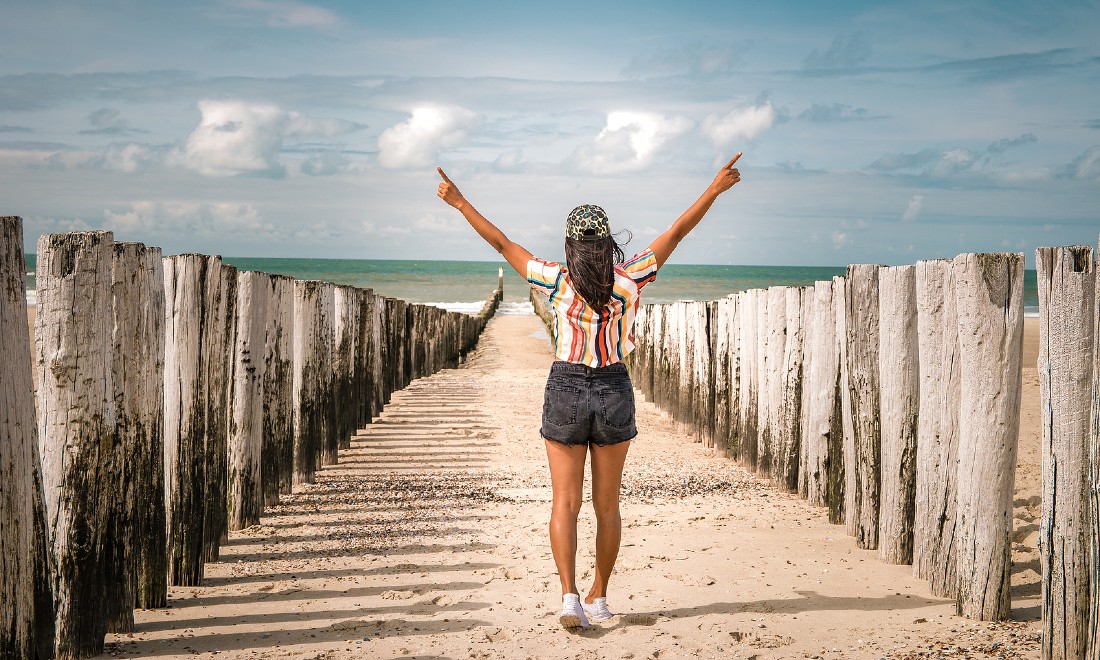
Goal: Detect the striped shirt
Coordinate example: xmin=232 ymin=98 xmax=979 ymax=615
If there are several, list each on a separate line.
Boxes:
xmin=527 ymin=249 xmax=659 ymax=367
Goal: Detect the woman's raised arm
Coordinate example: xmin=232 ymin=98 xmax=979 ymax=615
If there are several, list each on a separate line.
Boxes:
xmin=647 ymin=153 xmax=742 ymax=269
xmin=436 ymin=167 xmax=532 ymax=276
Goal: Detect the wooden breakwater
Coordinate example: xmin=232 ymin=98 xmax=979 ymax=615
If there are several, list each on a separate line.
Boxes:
xmin=0 ymin=217 xmax=502 ymax=659
xmin=1035 ymin=243 xmax=1099 ymax=660
xmin=627 ymin=252 xmax=1027 ymax=623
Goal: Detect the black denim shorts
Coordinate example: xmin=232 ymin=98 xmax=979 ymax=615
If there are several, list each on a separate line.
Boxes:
xmin=541 ymin=361 xmax=637 ymax=446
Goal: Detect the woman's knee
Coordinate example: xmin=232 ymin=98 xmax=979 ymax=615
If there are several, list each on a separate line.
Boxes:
xmin=552 ymin=495 xmax=583 ymax=518
xmin=590 ymin=493 xmax=621 ymax=520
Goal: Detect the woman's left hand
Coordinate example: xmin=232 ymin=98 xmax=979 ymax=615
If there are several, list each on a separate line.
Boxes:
xmin=709 ymin=152 xmax=742 ymax=195
xmin=436 ymin=167 xmax=468 ymax=210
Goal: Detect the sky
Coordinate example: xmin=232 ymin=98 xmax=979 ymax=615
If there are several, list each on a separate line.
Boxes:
xmin=2 ymin=0 xmax=1098 ymax=266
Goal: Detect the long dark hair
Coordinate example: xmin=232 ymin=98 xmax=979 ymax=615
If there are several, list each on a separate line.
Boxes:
xmin=564 ymin=231 xmax=630 ymax=308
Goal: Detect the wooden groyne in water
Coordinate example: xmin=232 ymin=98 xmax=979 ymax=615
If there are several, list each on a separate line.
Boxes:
xmin=626 ymin=242 xmax=1100 ymax=654
xmin=0 ymin=217 xmax=502 ymax=659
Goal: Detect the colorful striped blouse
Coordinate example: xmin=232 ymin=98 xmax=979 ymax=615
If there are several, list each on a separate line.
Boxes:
xmin=527 ymin=249 xmax=659 ymax=367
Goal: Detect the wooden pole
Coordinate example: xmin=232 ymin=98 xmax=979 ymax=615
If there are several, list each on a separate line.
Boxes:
xmin=845 ymin=264 xmax=883 ymax=549
xmin=203 ymin=262 xmax=237 ymax=562
xmin=833 ymin=276 xmax=852 ymax=527
xmin=36 ymin=230 xmax=116 ymax=658
xmin=738 ymin=290 xmax=761 ymax=468
xmin=1036 ymin=245 xmax=1094 ymax=657
xmin=110 ymin=242 xmax=167 ymax=620
xmin=0 ymin=216 xmax=55 ymax=659
xmin=334 ymin=285 xmax=358 ymax=450
xmin=228 ymin=271 xmax=268 ymax=531
xmin=878 ymin=265 xmax=919 ymax=565
xmin=262 ymin=274 xmax=294 ymax=504
xmin=763 ymin=286 xmax=787 ymax=480
xmin=778 ymin=286 xmax=805 ymax=491
xmin=293 ymin=281 xmax=327 ymax=484
xmin=953 ymin=252 xmax=1023 ymax=621
xmin=913 ymin=259 xmax=961 ymax=597
xmin=163 ymin=254 xmax=219 ymax=586
xmin=804 ymin=280 xmax=837 ymax=508
xmin=356 ymin=288 xmax=375 ymax=428
xmin=714 ymin=296 xmax=733 ymax=453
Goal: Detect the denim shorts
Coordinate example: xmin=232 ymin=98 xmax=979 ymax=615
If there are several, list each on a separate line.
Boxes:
xmin=541 ymin=361 xmax=637 ymax=446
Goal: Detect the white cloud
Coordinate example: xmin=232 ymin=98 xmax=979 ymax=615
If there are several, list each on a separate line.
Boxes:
xmin=222 ymin=0 xmax=340 ymax=28
xmin=1063 ymin=145 xmax=1100 ymax=180
xmin=701 ymin=103 xmax=776 ymax=146
xmin=377 ymin=106 xmax=477 ymax=169
xmin=104 ymin=201 xmax=272 ymax=236
xmin=832 ymin=231 xmax=850 ymax=249
xmin=573 ymin=111 xmax=692 ymax=174
xmin=901 ymin=194 xmax=924 ymax=222
xmin=173 ymin=100 xmax=358 ymax=177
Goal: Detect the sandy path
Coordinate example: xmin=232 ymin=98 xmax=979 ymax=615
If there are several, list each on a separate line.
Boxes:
xmin=90 ymin=314 xmax=1041 ymax=659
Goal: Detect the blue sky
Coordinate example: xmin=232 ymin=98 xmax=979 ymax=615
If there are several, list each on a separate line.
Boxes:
xmin=2 ymin=0 xmax=1098 ymax=266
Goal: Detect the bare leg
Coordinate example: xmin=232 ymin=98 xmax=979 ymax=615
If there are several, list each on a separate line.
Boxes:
xmin=586 ymin=439 xmax=630 ymax=603
xmin=544 ymin=439 xmax=588 ymax=596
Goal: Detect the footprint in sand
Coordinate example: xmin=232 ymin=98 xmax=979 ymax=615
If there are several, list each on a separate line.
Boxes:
xmin=664 ymin=574 xmax=716 ymax=586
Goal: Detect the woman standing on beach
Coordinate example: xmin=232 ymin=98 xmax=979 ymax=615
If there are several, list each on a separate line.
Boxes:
xmin=436 ymin=154 xmax=742 ymax=629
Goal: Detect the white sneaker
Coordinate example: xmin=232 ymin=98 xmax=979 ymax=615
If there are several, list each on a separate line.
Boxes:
xmin=558 ymin=593 xmax=591 ymax=629
xmin=582 ymin=597 xmax=614 ymax=622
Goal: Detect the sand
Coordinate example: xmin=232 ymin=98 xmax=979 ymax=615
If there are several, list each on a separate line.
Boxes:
xmin=52 ymin=313 xmax=1041 ymax=659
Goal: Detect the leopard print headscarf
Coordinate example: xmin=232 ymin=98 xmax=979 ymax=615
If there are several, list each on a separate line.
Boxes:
xmin=565 ymin=204 xmax=610 ymax=241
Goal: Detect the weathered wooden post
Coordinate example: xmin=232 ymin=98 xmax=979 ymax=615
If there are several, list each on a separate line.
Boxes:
xmin=804 ymin=280 xmax=839 ymax=510
xmin=204 ymin=262 xmax=237 ymax=562
xmin=292 ymin=281 xmax=330 ymax=484
xmin=262 ymin=274 xmax=294 ymax=504
xmin=738 ymin=290 xmax=760 ymax=467
xmin=762 ymin=286 xmax=787 ymax=480
xmin=319 ymin=282 xmax=338 ymax=466
xmin=356 ymin=288 xmax=375 ymax=428
xmin=878 ymin=265 xmax=919 ymax=565
xmin=778 ymin=286 xmax=805 ymax=491
xmin=228 ymin=271 xmax=268 ymax=531
xmin=163 ymin=254 xmax=219 ymax=586
xmin=834 ymin=275 xmax=853 ymax=528
xmin=37 ymin=230 xmax=116 ymax=658
xmin=913 ymin=259 xmax=960 ymax=597
xmin=110 ymin=243 xmax=167 ymax=618
xmin=953 ymin=252 xmax=1023 ymax=621
xmin=0 ymin=216 xmax=55 ymax=660
xmin=1036 ymin=245 xmax=1094 ymax=657
xmin=333 ymin=285 xmax=358 ymax=451
xmin=845 ymin=264 xmax=883 ymax=549
xmin=714 ymin=296 xmax=734 ymax=453
xmin=799 ymin=286 xmax=815 ymax=499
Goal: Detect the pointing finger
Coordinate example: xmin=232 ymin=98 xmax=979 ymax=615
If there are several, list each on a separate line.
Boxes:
xmin=436 ymin=167 xmax=453 ymax=184
xmin=725 ymin=152 xmax=743 ymax=168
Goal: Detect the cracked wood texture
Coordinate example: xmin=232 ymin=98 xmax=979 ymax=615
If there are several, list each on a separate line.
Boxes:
xmin=292 ymin=280 xmax=334 ymax=484
xmin=36 ymin=230 xmax=115 ymax=659
xmin=1036 ymin=245 xmax=1094 ymax=659
xmin=878 ymin=265 xmax=919 ymax=565
xmin=109 ymin=242 xmax=166 ymax=622
xmin=262 ymin=274 xmax=294 ymax=506
xmin=834 ymin=276 xmax=853 ymax=528
xmin=229 ymin=271 xmax=269 ymax=531
xmin=762 ymin=287 xmax=786 ymax=480
xmin=0 ymin=216 xmax=55 ymax=660
xmin=953 ymin=252 xmax=1023 ymax=621
xmin=913 ymin=259 xmax=961 ymax=598
xmin=804 ymin=280 xmax=840 ymax=512
xmin=845 ymin=264 xmax=883 ymax=549
xmin=777 ymin=286 xmax=805 ymax=492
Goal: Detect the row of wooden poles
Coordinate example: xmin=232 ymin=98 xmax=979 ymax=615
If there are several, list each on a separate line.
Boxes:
xmin=621 ymin=243 xmax=1100 ymax=659
xmin=0 ymin=217 xmax=503 ymax=659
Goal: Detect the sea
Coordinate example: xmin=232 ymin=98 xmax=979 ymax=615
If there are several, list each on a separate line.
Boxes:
xmin=22 ymin=255 xmax=1041 ymax=317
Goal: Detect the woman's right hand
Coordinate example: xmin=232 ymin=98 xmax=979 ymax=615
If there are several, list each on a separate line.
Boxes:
xmin=708 ymin=152 xmax=742 ymax=196
xmin=436 ymin=167 xmax=468 ymax=210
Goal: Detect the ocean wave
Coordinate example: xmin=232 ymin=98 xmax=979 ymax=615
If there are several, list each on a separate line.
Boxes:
xmin=25 ymin=290 xmax=36 ymax=306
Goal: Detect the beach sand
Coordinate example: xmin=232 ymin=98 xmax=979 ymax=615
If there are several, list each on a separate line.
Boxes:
xmin=46 ymin=313 xmax=1037 ymax=659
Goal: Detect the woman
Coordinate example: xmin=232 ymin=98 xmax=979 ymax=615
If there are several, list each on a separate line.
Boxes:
xmin=436 ymin=153 xmax=742 ymax=628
